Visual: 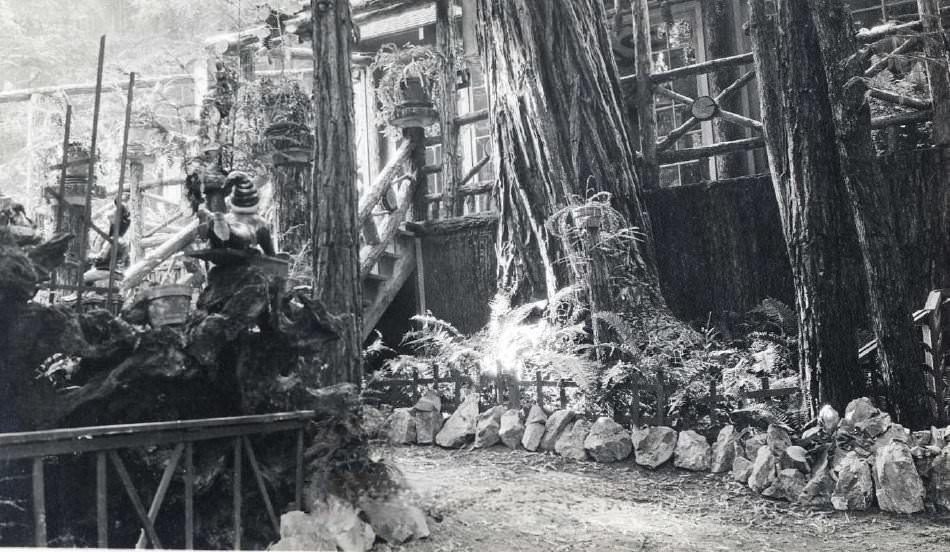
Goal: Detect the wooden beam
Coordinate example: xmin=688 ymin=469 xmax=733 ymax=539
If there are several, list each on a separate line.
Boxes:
xmin=870 ymin=109 xmax=932 ymax=128
xmin=110 ymin=451 xmax=163 ymax=549
xmin=121 ymin=219 xmax=198 ymax=291
xmin=453 ymin=108 xmax=489 ymax=128
xmin=107 ymin=72 xmax=136 ymax=313
xmin=76 ymin=35 xmax=106 ymax=310
xmin=656 ymin=137 xmax=764 ymax=164
xmin=654 ymin=85 xmax=762 ymax=130
xmin=437 ymin=0 xmax=461 ymax=217
xmin=657 ymin=70 xmax=756 ymax=151
xmin=134 ymin=443 xmax=184 ymax=549
xmin=632 ymin=0 xmax=658 ymax=189
xmin=362 ymin=242 xmax=416 ymax=339
xmin=0 ymin=74 xmax=193 ymax=104
xmin=360 ymin=177 xmax=417 ymax=276
xmin=647 ymin=52 xmax=754 ymax=84
xmin=865 ymin=37 xmax=919 ymax=77
xmin=855 ymin=19 xmax=922 ymax=43
xmin=358 ymin=140 xmax=412 ymax=223
xmin=867 ymin=86 xmax=932 ymax=110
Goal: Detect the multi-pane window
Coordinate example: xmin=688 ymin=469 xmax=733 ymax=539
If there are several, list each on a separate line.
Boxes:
xmin=458 ymin=67 xmax=494 ymax=215
xmin=651 ymin=4 xmax=713 ymax=188
xmin=847 ymin=0 xmax=919 ymax=29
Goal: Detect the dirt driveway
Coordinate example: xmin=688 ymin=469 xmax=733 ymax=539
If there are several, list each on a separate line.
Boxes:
xmin=378 ymin=445 xmax=950 ymax=552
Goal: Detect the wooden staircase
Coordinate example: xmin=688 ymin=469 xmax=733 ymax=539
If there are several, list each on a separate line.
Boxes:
xmin=360 ymin=228 xmax=417 ymax=340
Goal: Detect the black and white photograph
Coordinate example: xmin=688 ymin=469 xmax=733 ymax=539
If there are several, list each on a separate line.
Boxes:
xmin=1 ymin=0 xmax=950 ymax=550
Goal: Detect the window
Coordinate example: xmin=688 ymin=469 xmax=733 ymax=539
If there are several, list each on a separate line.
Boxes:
xmin=847 ymin=0 xmax=919 ymax=30
xmin=457 ymin=66 xmax=495 ymax=215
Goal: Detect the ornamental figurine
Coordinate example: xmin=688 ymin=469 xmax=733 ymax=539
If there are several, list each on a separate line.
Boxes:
xmin=197 ymin=171 xmax=275 ymax=256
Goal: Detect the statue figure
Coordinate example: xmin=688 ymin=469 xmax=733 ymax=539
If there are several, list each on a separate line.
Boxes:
xmin=197 ymin=171 xmax=275 ymax=256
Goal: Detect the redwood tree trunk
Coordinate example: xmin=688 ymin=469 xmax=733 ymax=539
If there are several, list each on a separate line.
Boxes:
xmin=474 ymin=0 xmax=661 ymax=310
xmin=311 ymin=0 xmax=361 ymax=385
xmin=807 ymin=0 xmax=929 ymax=426
xmin=748 ymin=0 xmax=863 ymax=413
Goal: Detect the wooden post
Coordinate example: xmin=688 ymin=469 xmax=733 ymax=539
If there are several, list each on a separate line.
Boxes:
xmin=454 ymin=371 xmax=463 ymax=404
xmin=631 ymin=380 xmax=641 ymax=427
xmin=107 ymin=72 xmax=135 ymax=313
xmin=656 ymin=369 xmax=667 ymax=426
xmin=632 ymin=0 xmax=658 ymax=190
xmin=412 ymin=368 xmax=420 ymax=401
xmin=558 ymin=379 xmax=567 ymax=409
xmin=96 ymin=452 xmax=107 ymax=548
xmin=76 ymin=35 xmax=106 ymax=309
xmin=54 ymin=105 xmax=72 ymax=234
xmin=495 ymin=374 xmax=505 ymax=405
xmin=295 ymin=428 xmax=305 ymax=512
xmin=433 ymin=364 xmax=441 ymax=388
xmin=535 ymin=371 xmax=543 ymax=407
xmin=25 ymin=94 xmax=35 ymax=197
xmin=922 ymin=290 xmax=947 ymax=423
xmin=233 ymin=438 xmax=242 ymax=551
xmin=510 ymin=375 xmax=521 ymax=409
xmin=184 ymin=442 xmax=194 ymax=549
xmin=128 ymin=160 xmax=144 ymax=264
xmin=918 ymin=0 xmax=950 ymax=145
xmin=436 ymin=0 xmax=461 ymax=217
xmin=32 ymin=458 xmax=46 ymax=547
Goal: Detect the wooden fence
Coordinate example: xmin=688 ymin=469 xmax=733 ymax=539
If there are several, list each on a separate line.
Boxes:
xmin=367 ymin=369 xmax=798 ymax=427
xmin=0 ymin=411 xmax=313 ymax=549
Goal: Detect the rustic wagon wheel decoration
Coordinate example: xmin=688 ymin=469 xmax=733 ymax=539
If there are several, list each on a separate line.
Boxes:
xmin=690 ymin=95 xmax=718 ymax=121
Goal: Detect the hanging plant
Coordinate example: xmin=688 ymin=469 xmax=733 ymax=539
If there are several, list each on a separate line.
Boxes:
xmin=370 ymin=43 xmax=445 ymax=138
xmin=259 ymin=78 xmax=314 ymax=164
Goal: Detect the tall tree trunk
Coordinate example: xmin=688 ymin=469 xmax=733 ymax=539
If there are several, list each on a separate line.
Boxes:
xmin=311 ymin=0 xmax=361 ymax=385
xmin=748 ymin=0 xmax=863 ymax=413
xmin=474 ymin=0 xmax=661 ymax=311
xmin=807 ymin=0 xmax=929 ymax=426
xmin=703 ymin=0 xmax=746 ymax=178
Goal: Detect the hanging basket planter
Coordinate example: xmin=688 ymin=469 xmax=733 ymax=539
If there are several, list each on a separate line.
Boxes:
xmin=571 ymin=205 xmax=603 ymax=230
xmin=264 ymin=121 xmax=314 ymax=165
xmin=64 ymin=144 xmax=92 ymax=179
xmin=388 ymin=77 xmax=439 ymax=129
xmin=144 ymin=284 xmax=193 ymax=327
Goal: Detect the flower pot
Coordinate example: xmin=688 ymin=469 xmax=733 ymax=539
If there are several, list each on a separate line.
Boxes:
xmin=389 ymin=77 xmax=439 ymax=129
xmin=65 ymin=145 xmax=91 ymax=179
xmin=144 ymin=284 xmax=193 ymax=327
xmin=265 ymin=121 xmax=314 ymax=164
xmin=571 ymin=205 xmax=602 ymax=230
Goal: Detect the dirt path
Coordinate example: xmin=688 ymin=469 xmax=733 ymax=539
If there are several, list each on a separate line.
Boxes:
xmin=379 ymin=445 xmax=950 ymax=552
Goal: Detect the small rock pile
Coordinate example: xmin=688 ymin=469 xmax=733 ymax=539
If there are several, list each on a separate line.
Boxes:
xmin=377 ymin=395 xmax=950 ymax=515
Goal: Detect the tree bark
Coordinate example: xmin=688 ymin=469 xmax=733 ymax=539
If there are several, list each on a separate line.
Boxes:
xmin=311 ymin=0 xmax=361 ymax=385
xmin=703 ymin=0 xmax=747 ymax=178
xmin=807 ymin=0 xmax=930 ymax=426
xmin=748 ymin=0 xmax=863 ymax=413
xmin=474 ymin=0 xmax=661 ymax=310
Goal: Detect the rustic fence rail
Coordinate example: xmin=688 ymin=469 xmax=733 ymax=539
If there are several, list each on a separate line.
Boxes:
xmin=0 ymin=411 xmax=314 ymax=549
xmin=367 ymin=369 xmax=798 ymax=427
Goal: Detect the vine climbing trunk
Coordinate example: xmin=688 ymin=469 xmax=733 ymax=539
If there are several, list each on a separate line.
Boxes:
xmin=806 ymin=0 xmax=929 ymax=426
xmin=474 ymin=0 xmax=661 ymax=312
xmin=747 ymin=0 xmax=864 ymax=414
xmin=311 ymin=0 xmax=361 ymax=385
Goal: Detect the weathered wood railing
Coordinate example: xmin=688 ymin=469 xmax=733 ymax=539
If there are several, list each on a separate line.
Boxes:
xmin=366 ymin=369 xmax=797 ymax=426
xmin=0 ymin=411 xmax=314 ymax=549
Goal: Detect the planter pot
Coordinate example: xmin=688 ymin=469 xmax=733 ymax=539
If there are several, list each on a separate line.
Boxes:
xmin=265 ymin=121 xmax=313 ymax=165
xmin=144 ymin=284 xmax=193 ymax=327
xmin=389 ymin=77 xmax=439 ymax=129
xmin=571 ymin=205 xmax=602 ymax=230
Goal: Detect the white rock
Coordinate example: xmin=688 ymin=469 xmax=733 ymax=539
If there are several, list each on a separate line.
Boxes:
xmin=360 ymin=498 xmax=430 ymax=545
xmin=414 ymin=410 xmax=443 ymax=445
xmin=927 ymin=448 xmax=950 ymax=511
xmin=387 ymin=408 xmax=416 ymax=445
xmin=555 ymin=418 xmax=592 ymax=461
xmin=499 ymin=409 xmax=524 ymax=449
xmin=362 ymin=405 xmax=387 ymax=439
xmin=674 ymin=430 xmax=711 ymax=471
xmin=632 ymin=426 xmax=677 ymax=469
xmin=732 ymin=456 xmax=754 ymax=484
xmin=435 ymin=393 xmax=479 ymax=448
xmin=831 ymin=451 xmax=874 ymax=511
xmin=521 ymin=405 xmax=547 ymax=452
xmin=414 ymin=389 xmax=442 ymax=412
xmin=273 ymin=497 xmax=375 ymax=552
xmin=583 ymin=417 xmax=632 ymax=463
xmin=748 ymin=446 xmax=778 ymax=493
xmin=540 ymin=410 xmax=577 ymax=451
xmin=818 ymin=404 xmax=839 ymax=432
xmin=473 ymin=405 xmax=506 ymax=448
xmin=763 ymin=468 xmax=806 ymax=502
xmin=710 ymin=425 xmax=737 ymax=473
xmin=844 ymin=397 xmax=879 ymax=426
xmin=873 ymin=441 xmax=925 ymax=514
xmin=766 ymin=424 xmax=791 ymax=457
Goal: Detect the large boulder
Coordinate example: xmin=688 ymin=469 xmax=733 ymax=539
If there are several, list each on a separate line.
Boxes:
xmin=873 ymin=442 xmax=925 ymax=514
xmin=555 ymin=418 xmax=591 ymax=461
xmin=474 ymin=405 xmax=506 ymax=448
xmin=763 ymin=468 xmax=806 ymax=502
xmin=360 ymin=498 xmax=430 ymax=545
xmin=818 ymin=404 xmax=840 ymax=432
xmin=540 ymin=410 xmax=577 ymax=451
xmin=732 ymin=456 xmax=754 ymax=484
xmin=742 ymin=432 xmax=767 ymax=460
xmin=799 ymin=448 xmax=834 ymax=507
xmin=673 ymin=430 xmax=711 ymax=471
xmin=927 ymin=448 xmax=950 ymax=511
xmin=272 ymin=497 xmax=375 ymax=552
xmin=583 ymin=417 xmax=632 ymax=463
xmin=435 ymin=393 xmax=479 ymax=448
xmin=710 ymin=425 xmax=737 ymax=473
xmin=632 ymin=426 xmax=677 ymax=469
xmin=499 ymin=409 xmax=524 ymax=449
xmin=748 ymin=446 xmax=779 ymax=493
xmin=413 ymin=390 xmax=443 ymax=445
xmin=831 ymin=452 xmax=874 ymax=511
xmin=362 ymin=405 xmax=387 ymax=439
xmin=844 ymin=397 xmax=879 ymax=426
xmin=521 ymin=405 xmax=547 ymax=452
xmin=387 ymin=408 xmax=416 ymax=445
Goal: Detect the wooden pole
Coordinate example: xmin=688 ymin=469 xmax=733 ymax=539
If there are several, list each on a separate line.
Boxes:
xmin=632 ymin=0 xmax=658 ymax=190
xmin=25 ymin=94 xmax=35 ymax=196
xmin=918 ymin=0 xmax=950 ymax=146
xmin=437 ymin=0 xmax=461 ymax=217
xmin=76 ymin=35 xmax=107 ymax=310
xmin=54 ymin=105 xmax=72 ymax=234
xmin=107 ymin=72 xmax=135 ymax=313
